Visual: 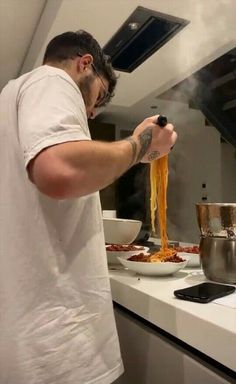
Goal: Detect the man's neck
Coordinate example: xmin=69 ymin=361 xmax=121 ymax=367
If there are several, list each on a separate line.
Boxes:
xmin=43 ymin=60 xmax=78 ymax=85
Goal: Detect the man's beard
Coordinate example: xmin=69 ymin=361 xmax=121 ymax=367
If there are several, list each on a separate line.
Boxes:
xmin=77 ymin=74 xmax=94 ymax=109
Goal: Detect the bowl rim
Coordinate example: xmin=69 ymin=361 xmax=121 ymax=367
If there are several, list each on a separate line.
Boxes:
xmin=118 ymin=257 xmax=187 ymax=266
xmin=103 ymin=217 xmax=142 ymax=224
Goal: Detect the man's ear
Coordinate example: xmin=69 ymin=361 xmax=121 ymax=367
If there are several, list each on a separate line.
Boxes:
xmin=77 ymin=54 xmax=93 ymax=73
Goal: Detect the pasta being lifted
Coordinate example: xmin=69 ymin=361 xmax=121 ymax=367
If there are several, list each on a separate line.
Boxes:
xmin=150 ymin=154 xmax=176 ymax=259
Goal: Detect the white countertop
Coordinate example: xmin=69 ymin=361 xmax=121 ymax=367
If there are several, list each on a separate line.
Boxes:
xmin=110 ymin=262 xmax=236 ymax=372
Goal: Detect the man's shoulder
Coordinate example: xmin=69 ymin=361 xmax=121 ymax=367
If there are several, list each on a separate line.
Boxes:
xmin=19 ymin=65 xmax=78 ymax=93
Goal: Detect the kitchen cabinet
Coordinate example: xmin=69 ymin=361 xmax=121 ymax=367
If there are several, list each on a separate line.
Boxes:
xmin=114 ymin=304 xmax=234 ymax=384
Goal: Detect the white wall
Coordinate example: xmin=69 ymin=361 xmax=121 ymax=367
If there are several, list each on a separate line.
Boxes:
xmin=221 ymin=143 xmax=236 ymax=203
xmin=166 ymin=105 xmax=222 ymax=243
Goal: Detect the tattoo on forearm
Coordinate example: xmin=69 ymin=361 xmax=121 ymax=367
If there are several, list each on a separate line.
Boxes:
xmin=125 ymin=137 xmax=138 ymax=165
xmin=125 ymin=128 xmax=153 ymax=165
xmin=147 ymin=150 xmax=160 ymax=161
xmin=136 ymin=128 xmax=152 ymax=162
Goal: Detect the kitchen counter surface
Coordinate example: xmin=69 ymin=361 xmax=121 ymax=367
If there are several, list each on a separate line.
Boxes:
xmin=109 ymin=261 xmax=236 ymax=372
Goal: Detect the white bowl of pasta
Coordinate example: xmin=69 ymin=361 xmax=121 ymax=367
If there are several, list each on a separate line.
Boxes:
xmin=117 ymin=252 xmax=188 ymax=276
xmin=106 ymin=244 xmax=149 ymax=265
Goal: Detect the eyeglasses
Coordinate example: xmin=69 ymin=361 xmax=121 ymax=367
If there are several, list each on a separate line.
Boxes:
xmin=77 ymin=53 xmax=110 ymax=107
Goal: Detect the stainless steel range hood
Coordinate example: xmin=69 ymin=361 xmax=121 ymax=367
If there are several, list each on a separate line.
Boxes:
xmin=103 ymin=6 xmax=189 ymax=73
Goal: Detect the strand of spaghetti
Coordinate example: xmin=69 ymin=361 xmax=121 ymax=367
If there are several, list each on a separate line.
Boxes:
xmin=150 ymin=161 xmax=158 ymax=233
xmin=150 ymin=154 xmax=173 ymax=257
xmin=158 ymin=156 xmax=168 ymax=251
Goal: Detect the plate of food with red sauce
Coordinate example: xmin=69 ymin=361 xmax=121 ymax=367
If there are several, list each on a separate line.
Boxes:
xmin=106 ymin=244 xmax=149 ymax=265
xmin=174 ymin=245 xmax=200 ymax=268
xmin=117 ymin=249 xmax=188 ymax=276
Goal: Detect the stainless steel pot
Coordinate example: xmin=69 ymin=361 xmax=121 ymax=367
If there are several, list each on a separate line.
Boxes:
xmin=196 ymin=203 xmax=236 ymax=238
xmin=200 ymin=236 xmax=236 ymax=284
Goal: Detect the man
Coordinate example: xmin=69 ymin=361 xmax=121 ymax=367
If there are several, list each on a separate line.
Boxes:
xmin=0 ymin=30 xmax=177 ymax=384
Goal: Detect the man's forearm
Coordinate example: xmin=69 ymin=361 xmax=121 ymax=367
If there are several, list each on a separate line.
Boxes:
xmin=28 ymin=136 xmax=144 ymax=199
xmin=61 ymin=138 xmax=141 ymax=195
xmin=124 ymin=128 xmax=152 ymax=163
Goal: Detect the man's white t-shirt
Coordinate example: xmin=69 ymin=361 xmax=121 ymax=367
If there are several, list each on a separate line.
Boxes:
xmin=0 ymin=66 xmax=123 ymax=384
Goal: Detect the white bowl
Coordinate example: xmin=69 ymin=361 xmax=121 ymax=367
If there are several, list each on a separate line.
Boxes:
xmin=117 ymin=255 xmax=188 ymax=276
xmin=103 ymin=218 xmax=142 ymax=244
xmin=102 ymin=210 xmax=117 ymax=218
xmin=106 ymin=246 xmax=149 ymax=265
xmin=178 ymin=252 xmax=201 ymax=268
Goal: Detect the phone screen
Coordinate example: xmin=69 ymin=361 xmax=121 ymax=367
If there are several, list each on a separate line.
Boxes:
xmin=174 ymin=282 xmax=235 ymax=303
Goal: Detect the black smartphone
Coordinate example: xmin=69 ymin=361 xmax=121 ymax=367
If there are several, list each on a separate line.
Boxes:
xmin=174 ymin=282 xmax=235 ymax=303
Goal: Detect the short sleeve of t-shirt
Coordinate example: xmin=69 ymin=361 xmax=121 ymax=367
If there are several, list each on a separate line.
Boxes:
xmin=17 ymin=68 xmax=90 ymax=167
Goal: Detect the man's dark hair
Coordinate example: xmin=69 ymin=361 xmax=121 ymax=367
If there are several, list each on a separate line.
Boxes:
xmin=43 ymin=30 xmax=117 ymax=105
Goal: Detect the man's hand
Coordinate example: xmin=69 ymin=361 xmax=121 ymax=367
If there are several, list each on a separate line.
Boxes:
xmin=131 ymin=115 xmax=177 ymax=163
